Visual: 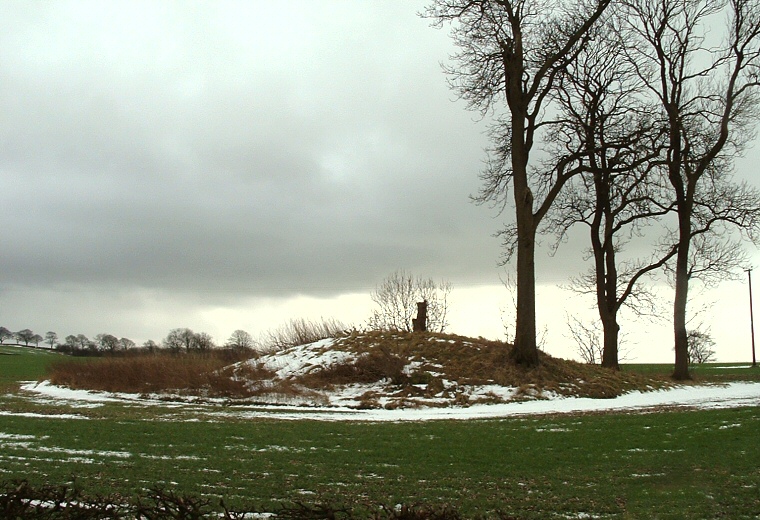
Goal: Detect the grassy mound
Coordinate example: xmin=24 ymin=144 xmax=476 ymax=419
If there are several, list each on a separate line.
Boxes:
xmin=46 ymin=331 xmax=670 ymax=407
xmin=269 ymin=331 xmax=669 ymax=404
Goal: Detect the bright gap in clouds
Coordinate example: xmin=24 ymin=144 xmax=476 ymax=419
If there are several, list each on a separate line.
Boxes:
xmin=1 ymin=278 xmax=755 ymax=364
xmin=145 ymin=280 xmax=760 ymax=364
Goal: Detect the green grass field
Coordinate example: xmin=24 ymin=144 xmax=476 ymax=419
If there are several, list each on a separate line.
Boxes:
xmin=1 ymin=346 xmax=759 ymax=518
xmin=0 ymin=344 xmax=65 ymax=389
xmin=623 ymin=361 xmax=760 ymax=381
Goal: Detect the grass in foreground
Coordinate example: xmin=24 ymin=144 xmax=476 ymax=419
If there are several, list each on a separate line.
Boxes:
xmin=1 ymin=344 xmax=760 ymax=518
xmin=0 ymin=406 xmax=758 ymax=518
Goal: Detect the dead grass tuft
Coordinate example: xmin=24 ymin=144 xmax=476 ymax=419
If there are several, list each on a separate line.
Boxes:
xmin=257 ymin=317 xmax=349 ymax=352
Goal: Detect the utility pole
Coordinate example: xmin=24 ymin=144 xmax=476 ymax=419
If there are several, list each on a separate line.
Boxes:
xmin=747 ymin=269 xmax=757 ymax=367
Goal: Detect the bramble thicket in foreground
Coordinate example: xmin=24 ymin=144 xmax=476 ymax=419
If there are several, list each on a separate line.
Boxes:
xmin=0 ymin=480 xmax=470 ymax=520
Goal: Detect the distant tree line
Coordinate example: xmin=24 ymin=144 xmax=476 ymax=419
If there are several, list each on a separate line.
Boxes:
xmin=1 ymin=270 xmax=452 ymax=358
xmin=0 ymin=325 xmax=258 ymax=356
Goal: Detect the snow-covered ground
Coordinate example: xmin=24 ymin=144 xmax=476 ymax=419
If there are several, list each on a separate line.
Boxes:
xmin=19 ymin=379 xmax=760 ymax=422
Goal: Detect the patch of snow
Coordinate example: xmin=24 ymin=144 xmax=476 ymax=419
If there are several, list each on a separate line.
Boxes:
xmin=469 ymin=384 xmax=517 ymax=400
xmin=35 ymin=446 xmax=132 ymax=458
xmin=254 ymin=339 xmax=355 ymax=378
xmin=20 ymin=381 xmax=133 ymax=404
xmin=137 ymin=454 xmax=202 ymax=461
xmin=0 ymin=409 xmax=87 ymax=420
xmin=402 ymin=360 xmax=424 ymax=375
xmin=0 ymin=432 xmax=37 ymax=441
xmin=16 ymin=379 xmax=760 ymax=421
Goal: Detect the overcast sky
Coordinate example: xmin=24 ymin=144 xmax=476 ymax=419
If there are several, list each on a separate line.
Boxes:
xmin=2 ymin=1 xmax=759 ymax=361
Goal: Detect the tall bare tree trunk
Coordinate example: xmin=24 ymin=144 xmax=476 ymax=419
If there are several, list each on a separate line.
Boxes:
xmin=667 ymin=100 xmax=692 ymax=380
xmin=511 ymin=103 xmax=540 ymax=366
xmin=672 ymin=208 xmax=692 ymax=380
xmin=513 ymin=207 xmax=539 ymax=365
xmin=600 ymin=245 xmax=621 ymax=370
xmin=595 ymin=167 xmax=622 ymax=370
xmin=601 ymin=318 xmax=620 ymax=369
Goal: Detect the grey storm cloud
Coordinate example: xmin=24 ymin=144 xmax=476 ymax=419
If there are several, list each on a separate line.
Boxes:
xmin=1 ymin=0 xmax=526 ymax=303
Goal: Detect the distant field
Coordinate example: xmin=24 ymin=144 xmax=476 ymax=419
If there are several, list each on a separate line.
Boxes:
xmin=1 ymin=346 xmax=759 ymax=518
xmin=0 ymin=344 xmax=65 ymax=389
xmin=623 ymin=362 xmax=760 ymax=382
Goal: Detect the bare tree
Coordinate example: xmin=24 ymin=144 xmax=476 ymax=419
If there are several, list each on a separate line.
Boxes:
xmin=163 ymin=328 xmax=195 ymax=352
xmin=76 ymin=334 xmax=94 ymax=352
xmin=119 ymin=337 xmax=136 ymax=351
xmin=545 ymin=11 xmax=674 ymax=370
xmin=44 ymin=331 xmax=58 ymax=349
xmin=194 ymin=332 xmax=215 ymax=351
xmin=63 ymin=335 xmax=78 ymax=351
xmin=163 ymin=328 xmax=214 ymax=352
xmin=368 ymin=269 xmax=451 ymax=333
xmin=566 ymin=314 xmax=604 ymax=364
xmin=96 ymin=333 xmax=120 ymax=352
xmin=15 ymin=329 xmax=34 ymax=346
xmin=226 ymin=329 xmax=254 ymax=351
xmin=0 ymin=327 xmax=13 ymax=344
xmin=142 ymin=339 xmax=159 ymax=352
xmin=622 ymin=0 xmax=760 ymax=379
xmin=425 ymin=0 xmax=611 ymax=365
xmin=686 ymin=329 xmax=717 ymax=364
xmin=30 ymin=334 xmax=43 ymax=348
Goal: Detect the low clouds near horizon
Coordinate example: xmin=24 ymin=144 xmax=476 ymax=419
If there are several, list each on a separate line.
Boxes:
xmin=2 ymin=1 xmax=758 ymax=352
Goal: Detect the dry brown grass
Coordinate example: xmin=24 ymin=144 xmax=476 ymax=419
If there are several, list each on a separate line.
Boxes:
xmin=324 ymin=330 xmax=670 ymax=399
xmin=47 ymin=350 xmax=269 ymax=397
xmin=257 ymin=317 xmax=349 ymax=352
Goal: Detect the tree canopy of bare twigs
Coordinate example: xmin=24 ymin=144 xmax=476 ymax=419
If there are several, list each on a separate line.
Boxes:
xmin=543 ymin=7 xmax=675 ymax=370
xmin=163 ymin=328 xmax=215 ymax=352
xmin=566 ymin=314 xmax=604 ymax=364
xmin=620 ymin=0 xmax=760 ymax=379
xmin=226 ymin=329 xmax=255 ymax=351
xmin=686 ymin=329 xmax=717 ymax=364
xmin=425 ymin=0 xmax=612 ymax=366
